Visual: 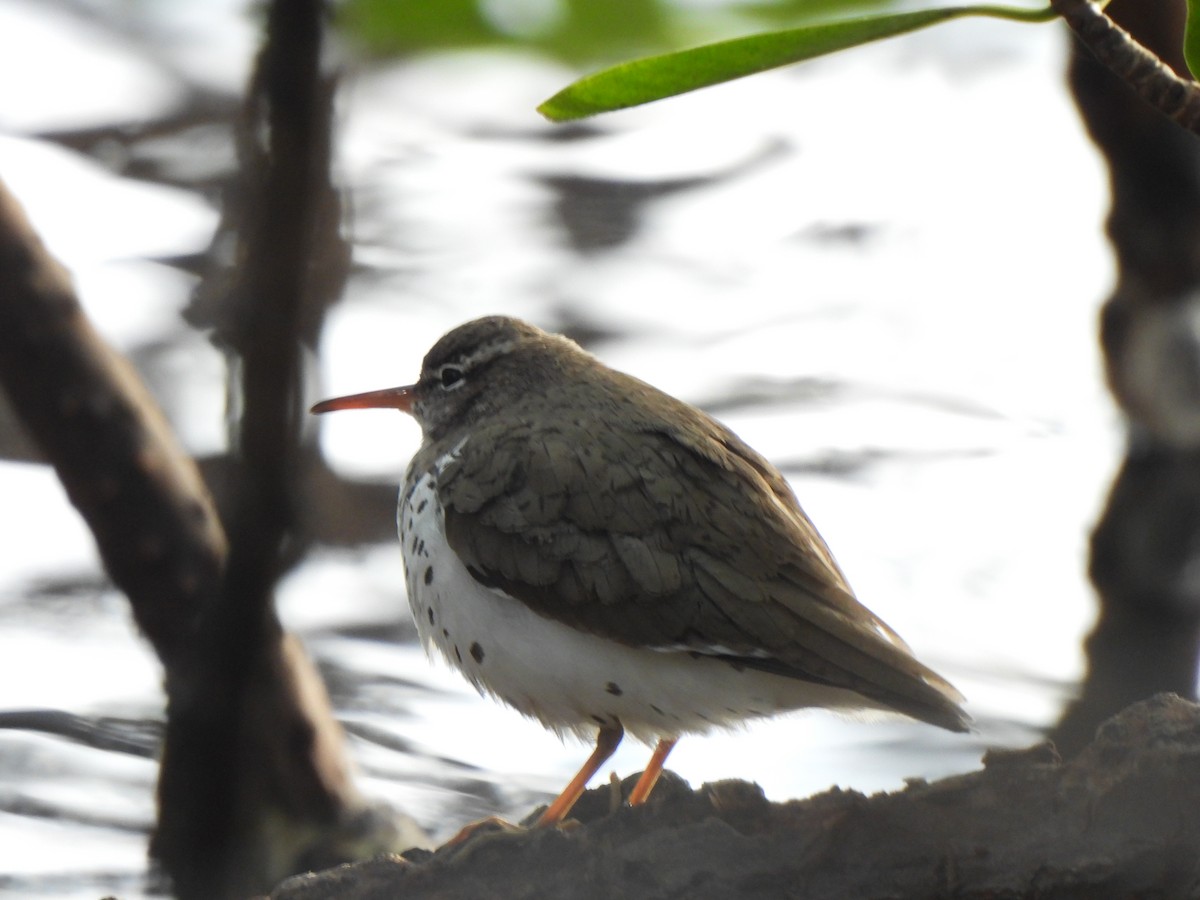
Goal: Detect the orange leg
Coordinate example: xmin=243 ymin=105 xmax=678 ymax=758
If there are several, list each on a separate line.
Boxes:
xmin=535 ymin=724 xmax=624 ymax=827
xmin=626 ymin=737 xmax=678 ymax=806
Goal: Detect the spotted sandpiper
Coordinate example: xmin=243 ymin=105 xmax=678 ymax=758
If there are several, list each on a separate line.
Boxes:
xmin=312 ymin=316 xmax=968 ymax=826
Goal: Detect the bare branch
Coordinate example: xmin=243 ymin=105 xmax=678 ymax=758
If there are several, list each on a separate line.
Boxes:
xmin=0 ymin=179 xmax=226 ymax=661
xmin=1052 ymin=0 xmax=1200 ymax=133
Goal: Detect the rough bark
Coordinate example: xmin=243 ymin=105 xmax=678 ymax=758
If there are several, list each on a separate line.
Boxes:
xmin=269 ymin=695 xmax=1200 ymax=900
xmin=1051 ymin=0 xmax=1200 ymax=133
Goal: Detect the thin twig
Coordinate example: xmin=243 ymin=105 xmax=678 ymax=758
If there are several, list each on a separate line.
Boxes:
xmin=1052 ymin=0 xmax=1200 ymax=133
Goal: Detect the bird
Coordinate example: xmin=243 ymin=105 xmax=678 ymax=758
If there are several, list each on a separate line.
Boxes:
xmin=311 ymin=315 xmax=969 ymax=827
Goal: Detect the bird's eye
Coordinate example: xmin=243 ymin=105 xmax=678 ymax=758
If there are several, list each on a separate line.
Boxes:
xmin=439 ymin=366 xmax=465 ymax=390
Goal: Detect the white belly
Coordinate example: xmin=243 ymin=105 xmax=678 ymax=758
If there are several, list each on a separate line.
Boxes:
xmin=398 ymin=449 xmax=885 ymax=746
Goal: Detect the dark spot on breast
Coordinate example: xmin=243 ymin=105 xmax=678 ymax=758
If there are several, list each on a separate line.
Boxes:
xmin=409 ymin=535 xmax=418 ymax=553
xmin=605 ymin=682 xmax=623 ymax=696
xmin=424 ymin=567 xmax=434 ymax=585
xmin=454 ymin=646 xmax=463 ymax=664
xmin=591 ymin=714 xmax=607 ymax=726
xmin=650 ymin=704 xmax=665 ymax=716
xmin=417 ymin=498 xmax=428 ymax=513
xmin=442 ymin=628 xmax=449 ymax=638
xmin=470 ymin=642 xmax=484 ymax=664
xmin=427 ymin=607 xmax=436 ymax=626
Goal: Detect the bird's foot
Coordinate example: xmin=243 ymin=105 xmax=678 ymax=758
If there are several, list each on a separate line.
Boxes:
xmin=440 ymin=815 xmax=524 ymax=851
xmin=434 ymin=813 xmax=576 ymax=863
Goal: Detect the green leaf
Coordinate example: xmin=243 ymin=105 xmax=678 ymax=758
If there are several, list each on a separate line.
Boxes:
xmin=539 ymin=4 xmax=1055 ymax=121
xmin=1187 ymin=0 xmax=1200 ymax=79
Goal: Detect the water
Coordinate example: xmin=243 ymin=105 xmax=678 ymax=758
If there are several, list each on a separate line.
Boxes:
xmin=0 ymin=3 xmax=1116 ymax=896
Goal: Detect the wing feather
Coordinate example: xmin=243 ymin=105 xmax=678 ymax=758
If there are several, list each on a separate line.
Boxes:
xmin=439 ymin=375 xmax=967 ymax=732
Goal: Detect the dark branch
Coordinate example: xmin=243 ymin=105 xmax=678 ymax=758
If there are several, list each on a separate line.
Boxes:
xmin=151 ymin=2 xmax=388 ymax=897
xmin=1052 ymin=0 xmax=1200 ymax=133
xmin=0 ymin=179 xmax=226 ymax=662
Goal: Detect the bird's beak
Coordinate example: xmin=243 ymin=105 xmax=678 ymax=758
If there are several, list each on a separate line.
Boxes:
xmin=310 ymin=385 xmax=416 ymax=415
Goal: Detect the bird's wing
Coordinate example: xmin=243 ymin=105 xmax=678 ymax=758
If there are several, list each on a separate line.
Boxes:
xmin=439 ymin=401 xmax=967 ymax=732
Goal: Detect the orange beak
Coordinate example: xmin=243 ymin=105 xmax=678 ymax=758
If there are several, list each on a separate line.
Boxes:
xmin=310 ymin=385 xmax=416 ymax=415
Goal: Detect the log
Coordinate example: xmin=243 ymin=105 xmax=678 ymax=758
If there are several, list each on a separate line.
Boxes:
xmin=271 ymin=694 xmax=1200 ymax=899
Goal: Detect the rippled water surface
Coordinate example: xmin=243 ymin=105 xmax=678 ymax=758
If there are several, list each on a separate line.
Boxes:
xmin=0 ymin=2 xmax=1116 ymax=896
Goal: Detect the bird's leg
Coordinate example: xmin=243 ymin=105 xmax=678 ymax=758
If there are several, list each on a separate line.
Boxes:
xmin=626 ymin=737 xmax=678 ymax=807
xmin=441 ymin=724 xmax=623 ymax=850
xmin=534 ymin=724 xmax=624 ymax=826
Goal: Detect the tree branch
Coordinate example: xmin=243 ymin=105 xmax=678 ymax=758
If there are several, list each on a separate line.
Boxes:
xmin=0 ymin=179 xmax=226 ymax=662
xmin=1052 ymin=0 xmax=1200 ymax=133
